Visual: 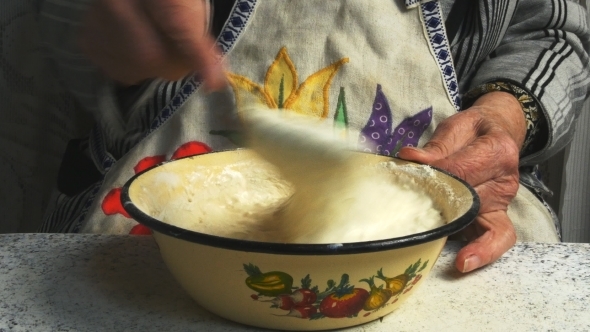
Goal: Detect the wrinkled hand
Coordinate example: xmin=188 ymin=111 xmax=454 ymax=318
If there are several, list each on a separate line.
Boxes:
xmin=398 ymin=91 xmax=526 ymax=273
xmin=79 ymin=0 xmax=225 ymax=90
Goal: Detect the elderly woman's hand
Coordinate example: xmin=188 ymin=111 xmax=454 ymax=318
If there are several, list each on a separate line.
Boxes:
xmin=78 ymin=0 xmax=225 ymax=90
xmin=398 ymin=91 xmax=526 ymax=273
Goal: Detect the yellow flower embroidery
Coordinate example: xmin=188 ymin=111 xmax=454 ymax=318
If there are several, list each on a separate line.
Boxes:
xmin=228 ymin=47 xmax=349 ymax=118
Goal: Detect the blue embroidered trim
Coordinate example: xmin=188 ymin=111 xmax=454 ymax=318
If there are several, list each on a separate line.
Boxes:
xmin=79 ymin=0 xmax=257 ymax=232
xmin=421 ymin=1 xmax=461 ymax=111
xmin=88 ymin=0 xmax=257 ymax=172
xmin=147 ymin=78 xmax=202 ymax=133
xmin=405 ymin=0 xmax=423 ymax=9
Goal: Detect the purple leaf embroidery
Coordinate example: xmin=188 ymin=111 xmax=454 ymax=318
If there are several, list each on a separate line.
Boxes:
xmin=359 ymin=85 xmax=433 ymax=156
xmin=359 ymin=85 xmax=392 ymax=152
xmin=386 ymin=106 xmax=433 ymax=152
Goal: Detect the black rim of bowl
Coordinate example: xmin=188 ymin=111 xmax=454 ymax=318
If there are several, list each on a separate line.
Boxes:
xmin=121 ymin=150 xmax=480 ymax=255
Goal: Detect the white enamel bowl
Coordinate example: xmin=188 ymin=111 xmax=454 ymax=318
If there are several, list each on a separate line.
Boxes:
xmin=121 ymin=149 xmax=479 ymax=331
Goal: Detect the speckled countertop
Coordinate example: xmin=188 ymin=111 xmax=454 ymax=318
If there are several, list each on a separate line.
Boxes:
xmin=0 ymin=234 xmax=588 ymax=331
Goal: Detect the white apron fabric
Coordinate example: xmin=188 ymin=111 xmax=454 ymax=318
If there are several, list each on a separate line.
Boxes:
xmin=75 ymin=0 xmax=558 ymax=243
xmin=509 ymin=186 xmax=559 ymax=242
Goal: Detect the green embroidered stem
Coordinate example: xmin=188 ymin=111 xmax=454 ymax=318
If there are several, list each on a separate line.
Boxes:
xmin=278 ymin=75 xmax=285 ymax=109
xmin=333 ymin=87 xmax=349 ymax=140
xmin=334 ymin=87 xmax=348 ymax=128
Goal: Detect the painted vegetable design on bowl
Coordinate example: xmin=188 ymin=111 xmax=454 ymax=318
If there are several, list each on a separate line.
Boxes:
xmin=244 ymin=263 xmax=294 ymax=297
xmin=244 ymin=259 xmax=428 ymax=320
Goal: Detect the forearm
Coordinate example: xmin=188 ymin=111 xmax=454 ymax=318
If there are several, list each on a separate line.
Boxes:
xmin=463 ymin=0 xmax=590 ymax=165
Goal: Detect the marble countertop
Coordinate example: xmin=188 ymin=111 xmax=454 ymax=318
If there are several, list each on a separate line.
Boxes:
xmin=0 ymin=234 xmax=588 ymax=331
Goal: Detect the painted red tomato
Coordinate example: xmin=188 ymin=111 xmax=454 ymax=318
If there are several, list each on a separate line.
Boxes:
xmin=319 ymin=288 xmax=369 ymax=318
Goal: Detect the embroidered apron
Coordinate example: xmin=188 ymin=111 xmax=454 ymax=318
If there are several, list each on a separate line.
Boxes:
xmin=76 ymin=0 xmax=558 ymax=242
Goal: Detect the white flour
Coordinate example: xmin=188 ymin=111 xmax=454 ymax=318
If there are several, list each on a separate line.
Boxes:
xmin=148 ymin=161 xmax=292 ymax=239
xmin=151 ymin=159 xmax=444 ymax=244
xmin=149 ymin=109 xmax=445 ymax=243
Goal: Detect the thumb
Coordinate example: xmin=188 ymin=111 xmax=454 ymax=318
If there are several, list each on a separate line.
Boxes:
xmin=455 ymin=211 xmax=516 ymax=273
xmin=397 ymin=146 xmax=437 ymax=164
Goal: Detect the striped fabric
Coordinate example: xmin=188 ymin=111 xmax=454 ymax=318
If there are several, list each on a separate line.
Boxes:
xmin=440 ymin=0 xmax=590 ymax=165
xmin=40 ymin=182 xmax=100 ymax=233
xmin=37 ymin=0 xmax=589 ymax=232
xmin=40 ymin=0 xmax=590 ymax=166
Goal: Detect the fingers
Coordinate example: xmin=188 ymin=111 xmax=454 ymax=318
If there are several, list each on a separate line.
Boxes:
xmin=79 ymin=0 xmax=167 ymax=84
xmin=144 ymin=0 xmax=226 ymax=90
xmin=398 ymin=111 xmax=480 ymax=164
xmin=397 ymin=146 xmax=432 ymax=164
xmin=400 ymin=120 xmax=520 ymax=193
xmin=455 ymin=211 xmax=517 ymax=273
xmin=398 ymin=97 xmax=523 ymax=274
xmin=401 ymin=135 xmax=519 ymax=194
xmin=79 ymin=0 xmax=225 ymax=88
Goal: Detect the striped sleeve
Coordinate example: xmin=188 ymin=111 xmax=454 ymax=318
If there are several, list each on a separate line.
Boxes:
xmin=39 ymin=0 xmax=157 ymax=159
xmin=39 ymin=0 xmax=218 ymax=160
xmin=452 ymin=0 xmax=590 ymax=165
xmin=40 ymin=0 xmax=103 ymax=115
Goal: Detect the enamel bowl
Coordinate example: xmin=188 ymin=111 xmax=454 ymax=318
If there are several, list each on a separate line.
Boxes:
xmin=121 ymin=149 xmax=479 ymax=331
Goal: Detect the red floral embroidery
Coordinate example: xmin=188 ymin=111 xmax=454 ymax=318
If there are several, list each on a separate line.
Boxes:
xmin=134 ymin=155 xmax=166 ymax=174
xmin=129 ymin=224 xmax=152 ymax=235
xmin=171 ymin=141 xmax=212 ymax=160
xmin=99 ymin=141 xmax=213 ymax=235
xmin=101 ymin=188 xmax=131 ymax=218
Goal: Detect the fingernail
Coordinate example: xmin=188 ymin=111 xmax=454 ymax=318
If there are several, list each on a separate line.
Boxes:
xmin=462 ymin=255 xmax=481 ymax=273
xmin=397 ymin=146 xmax=420 ymax=158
